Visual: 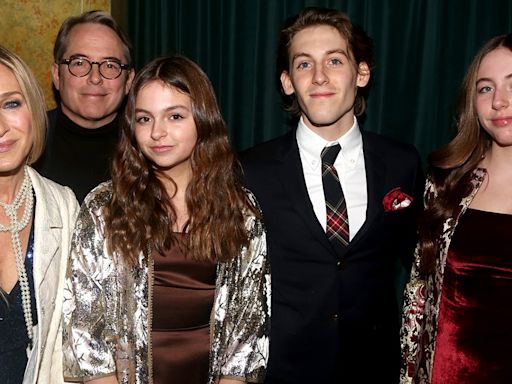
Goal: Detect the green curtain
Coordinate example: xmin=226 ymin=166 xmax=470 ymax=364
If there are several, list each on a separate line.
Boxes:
xmin=127 ymin=0 xmax=512 ymax=161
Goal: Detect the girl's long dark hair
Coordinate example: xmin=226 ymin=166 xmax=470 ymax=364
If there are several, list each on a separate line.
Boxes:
xmin=105 ymin=56 xmax=255 ymax=264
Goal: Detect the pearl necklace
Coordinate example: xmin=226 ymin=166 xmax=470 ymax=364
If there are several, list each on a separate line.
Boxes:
xmin=0 ymin=167 xmax=34 ymax=346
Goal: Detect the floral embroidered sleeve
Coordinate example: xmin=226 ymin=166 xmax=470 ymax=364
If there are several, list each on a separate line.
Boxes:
xmin=62 ymin=184 xmax=119 ymax=381
xmin=400 ymin=248 xmax=427 ymax=383
xmin=399 ymin=177 xmax=437 ymax=384
xmin=208 ymin=190 xmax=271 ymax=384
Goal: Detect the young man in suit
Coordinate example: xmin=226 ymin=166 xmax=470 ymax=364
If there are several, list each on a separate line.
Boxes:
xmin=241 ymin=7 xmax=424 ymax=383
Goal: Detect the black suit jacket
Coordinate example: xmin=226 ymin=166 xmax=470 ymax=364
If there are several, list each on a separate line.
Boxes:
xmin=240 ymin=129 xmax=424 ymax=384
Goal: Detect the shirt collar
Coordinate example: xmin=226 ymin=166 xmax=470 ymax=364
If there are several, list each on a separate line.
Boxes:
xmin=296 ymin=116 xmax=363 ymax=169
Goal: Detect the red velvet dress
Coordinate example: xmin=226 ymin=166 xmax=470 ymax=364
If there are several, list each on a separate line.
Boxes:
xmin=432 ymin=208 xmax=512 ymax=383
xmin=152 ymin=235 xmax=217 ymax=384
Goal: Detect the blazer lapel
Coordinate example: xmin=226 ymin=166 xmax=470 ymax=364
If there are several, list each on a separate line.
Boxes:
xmin=275 ymin=131 xmax=339 ymax=257
xmin=349 ymin=132 xmax=386 ymax=247
xmin=29 ymin=169 xmax=62 ymax=289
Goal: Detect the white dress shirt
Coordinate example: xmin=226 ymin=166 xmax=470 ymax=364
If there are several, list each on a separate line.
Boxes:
xmin=296 ymin=116 xmax=367 ymax=240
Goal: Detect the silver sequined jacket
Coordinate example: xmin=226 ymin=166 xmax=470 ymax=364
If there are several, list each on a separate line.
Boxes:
xmin=62 ymin=182 xmax=270 ymax=384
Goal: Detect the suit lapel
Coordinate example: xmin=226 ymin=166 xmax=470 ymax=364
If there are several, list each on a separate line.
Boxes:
xmin=349 ymin=132 xmax=386 ymax=247
xmin=275 ymin=131 xmax=340 ymax=257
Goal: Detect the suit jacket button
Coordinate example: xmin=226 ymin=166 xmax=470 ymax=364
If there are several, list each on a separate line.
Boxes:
xmin=332 ymin=313 xmax=339 ymax=321
xmin=336 ymin=259 xmax=344 ymax=270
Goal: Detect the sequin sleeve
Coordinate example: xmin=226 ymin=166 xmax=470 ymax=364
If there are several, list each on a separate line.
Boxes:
xmin=209 ymin=189 xmax=271 ymax=384
xmin=62 ymin=183 xmax=119 ymax=381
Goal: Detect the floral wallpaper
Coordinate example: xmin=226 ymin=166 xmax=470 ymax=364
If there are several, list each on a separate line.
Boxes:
xmin=0 ymin=0 xmax=110 ymax=109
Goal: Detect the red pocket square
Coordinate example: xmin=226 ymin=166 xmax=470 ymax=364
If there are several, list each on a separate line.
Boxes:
xmin=382 ymin=187 xmax=413 ymax=212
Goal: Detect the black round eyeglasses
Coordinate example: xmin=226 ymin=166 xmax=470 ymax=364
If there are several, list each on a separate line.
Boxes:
xmin=60 ymin=57 xmax=130 ymax=80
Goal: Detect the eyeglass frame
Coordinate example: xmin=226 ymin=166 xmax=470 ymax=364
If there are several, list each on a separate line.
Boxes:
xmin=59 ymin=57 xmax=131 ymax=80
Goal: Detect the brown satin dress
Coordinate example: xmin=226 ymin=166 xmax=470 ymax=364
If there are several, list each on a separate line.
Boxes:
xmin=432 ymin=208 xmax=512 ymax=383
xmin=152 ymin=234 xmax=217 ymax=384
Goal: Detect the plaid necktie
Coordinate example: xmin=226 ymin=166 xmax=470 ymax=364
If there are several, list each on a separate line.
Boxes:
xmin=321 ymin=144 xmax=350 ymax=247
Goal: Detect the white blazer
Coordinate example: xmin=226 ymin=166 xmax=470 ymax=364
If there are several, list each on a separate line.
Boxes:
xmin=22 ymin=167 xmax=79 ymax=384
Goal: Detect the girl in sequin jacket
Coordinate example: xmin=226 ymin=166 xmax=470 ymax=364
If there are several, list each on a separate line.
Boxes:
xmin=63 ymin=56 xmax=270 ymax=384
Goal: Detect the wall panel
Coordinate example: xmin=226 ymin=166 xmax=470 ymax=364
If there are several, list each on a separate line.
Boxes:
xmin=0 ymin=0 xmax=110 ymax=109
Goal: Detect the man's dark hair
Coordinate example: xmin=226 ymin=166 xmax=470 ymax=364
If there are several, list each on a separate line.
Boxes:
xmin=53 ymin=10 xmax=134 ymax=66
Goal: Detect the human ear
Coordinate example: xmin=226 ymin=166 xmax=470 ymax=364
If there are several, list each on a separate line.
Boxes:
xmin=125 ymin=68 xmax=135 ymax=95
xmin=280 ymin=71 xmax=295 ymax=95
xmin=356 ymin=62 xmax=370 ymax=88
xmin=51 ymin=63 xmax=60 ymax=91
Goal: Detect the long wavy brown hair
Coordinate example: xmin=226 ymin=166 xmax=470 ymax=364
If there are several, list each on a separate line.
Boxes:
xmin=105 ymin=55 xmax=255 ymax=265
xmin=418 ymin=33 xmax=512 ymax=274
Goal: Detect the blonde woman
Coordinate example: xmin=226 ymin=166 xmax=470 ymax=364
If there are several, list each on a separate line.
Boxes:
xmin=0 ymin=45 xmax=79 ymax=383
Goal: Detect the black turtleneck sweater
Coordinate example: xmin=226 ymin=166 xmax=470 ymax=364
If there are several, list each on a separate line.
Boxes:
xmin=34 ymin=108 xmax=119 ymax=203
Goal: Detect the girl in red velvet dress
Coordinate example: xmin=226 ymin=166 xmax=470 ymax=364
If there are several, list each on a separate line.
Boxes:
xmin=401 ymin=33 xmax=512 ymax=384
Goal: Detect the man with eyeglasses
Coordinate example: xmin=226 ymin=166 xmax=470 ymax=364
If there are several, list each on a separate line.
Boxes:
xmin=34 ymin=10 xmax=135 ymax=202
